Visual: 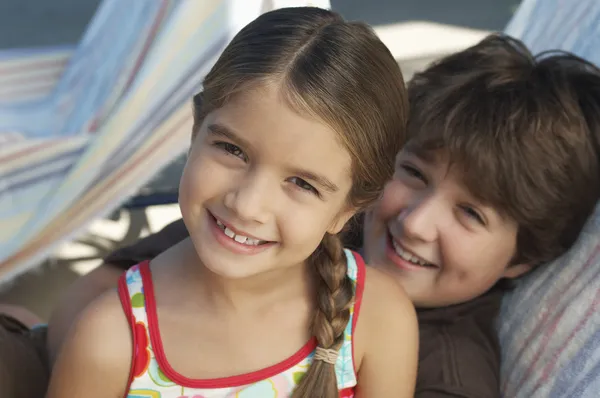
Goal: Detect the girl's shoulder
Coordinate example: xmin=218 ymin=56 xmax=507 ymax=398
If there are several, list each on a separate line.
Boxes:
xmin=47 ymin=290 xmax=132 ymax=397
xmin=76 ymin=289 xmax=133 ymax=363
xmin=351 ymin=265 xmax=418 ymax=379
xmin=342 ymin=249 xmax=414 ymax=322
xmin=359 ymin=266 xmax=416 ymax=329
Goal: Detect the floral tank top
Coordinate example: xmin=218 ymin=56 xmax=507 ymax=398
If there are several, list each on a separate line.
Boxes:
xmin=117 ymin=249 xmax=366 ymax=398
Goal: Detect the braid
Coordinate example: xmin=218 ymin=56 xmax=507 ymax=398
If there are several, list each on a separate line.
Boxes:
xmin=292 ymin=233 xmax=355 ymax=398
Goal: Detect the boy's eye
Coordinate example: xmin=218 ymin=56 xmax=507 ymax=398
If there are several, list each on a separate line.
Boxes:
xmin=215 ymin=141 xmax=247 ymax=161
xmin=399 ymin=163 xmax=427 ymax=183
xmin=460 ymin=205 xmax=486 ymax=225
xmin=288 ymin=177 xmax=319 ymax=196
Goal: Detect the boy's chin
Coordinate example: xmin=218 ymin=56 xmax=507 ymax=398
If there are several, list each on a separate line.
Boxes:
xmin=408 ymin=283 xmax=500 ymax=309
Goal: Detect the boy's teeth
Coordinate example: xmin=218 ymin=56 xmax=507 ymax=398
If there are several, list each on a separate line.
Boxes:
xmin=221 ymin=224 xmax=262 ymax=246
xmin=392 ymin=240 xmax=428 ymax=266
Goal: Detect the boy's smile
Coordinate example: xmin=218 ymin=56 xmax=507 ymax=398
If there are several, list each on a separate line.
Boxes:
xmin=364 ymin=149 xmax=530 ymax=308
xmin=385 ymin=231 xmax=439 ymax=271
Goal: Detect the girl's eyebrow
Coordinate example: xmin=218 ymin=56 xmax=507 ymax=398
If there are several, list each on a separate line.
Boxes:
xmin=288 ymin=168 xmax=339 ymax=193
xmin=207 ymin=123 xmax=252 ymax=149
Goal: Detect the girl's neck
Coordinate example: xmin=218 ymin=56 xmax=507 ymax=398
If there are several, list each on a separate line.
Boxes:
xmin=178 ymin=239 xmax=313 ymax=315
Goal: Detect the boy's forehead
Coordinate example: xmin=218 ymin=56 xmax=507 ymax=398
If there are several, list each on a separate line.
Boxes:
xmin=402 ymin=148 xmax=466 ymax=187
xmin=401 ymin=146 xmax=449 ymax=169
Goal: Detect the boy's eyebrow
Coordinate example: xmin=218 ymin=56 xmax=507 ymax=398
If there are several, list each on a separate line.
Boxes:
xmin=207 ymin=123 xmax=252 ymax=149
xmin=404 ymin=147 xmax=437 ymax=164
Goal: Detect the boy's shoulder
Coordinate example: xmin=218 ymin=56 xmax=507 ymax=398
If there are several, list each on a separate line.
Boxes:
xmin=416 ymin=289 xmax=503 ymax=398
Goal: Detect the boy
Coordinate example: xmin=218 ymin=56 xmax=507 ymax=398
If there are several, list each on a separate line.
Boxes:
xmin=361 ymin=34 xmax=600 ymax=396
xmin=6 ymin=34 xmax=600 ymax=397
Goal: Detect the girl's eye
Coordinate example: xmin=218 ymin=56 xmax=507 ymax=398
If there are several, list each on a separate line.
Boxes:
xmin=215 ymin=141 xmax=247 ymax=161
xmin=288 ymin=177 xmax=319 ymax=196
xmin=460 ymin=205 xmax=486 ymax=225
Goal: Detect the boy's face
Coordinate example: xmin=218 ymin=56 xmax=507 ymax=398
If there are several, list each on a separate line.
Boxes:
xmin=364 ymin=149 xmax=529 ymax=308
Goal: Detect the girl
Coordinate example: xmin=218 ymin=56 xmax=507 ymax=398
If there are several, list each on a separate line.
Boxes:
xmin=47 ymin=7 xmax=418 ymax=398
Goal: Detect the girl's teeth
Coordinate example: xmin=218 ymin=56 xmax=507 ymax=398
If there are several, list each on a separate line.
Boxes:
xmin=220 ymin=223 xmax=262 ymax=246
xmin=224 ymin=227 xmax=235 ymax=238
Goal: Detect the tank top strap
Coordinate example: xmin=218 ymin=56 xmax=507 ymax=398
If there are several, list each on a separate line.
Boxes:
xmin=118 ymin=262 xmax=150 ymax=326
xmin=332 ymin=249 xmax=366 ymax=390
xmin=117 ymin=261 xmax=156 ymax=391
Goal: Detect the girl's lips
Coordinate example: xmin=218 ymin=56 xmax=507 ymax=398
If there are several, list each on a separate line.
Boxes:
xmin=210 ymin=212 xmax=270 ymax=243
xmin=207 ymin=211 xmax=276 ymax=255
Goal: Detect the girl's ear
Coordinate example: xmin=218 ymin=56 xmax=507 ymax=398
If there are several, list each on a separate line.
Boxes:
xmin=327 ymin=207 xmax=358 ymax=235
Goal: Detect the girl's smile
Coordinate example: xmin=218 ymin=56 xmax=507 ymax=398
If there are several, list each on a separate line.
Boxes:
xmin=207 ymin=209 xmax=276 ymax=255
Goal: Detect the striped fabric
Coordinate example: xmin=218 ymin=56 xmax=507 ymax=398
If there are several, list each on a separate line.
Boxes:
xmin=0 ymin=46 xmax=74 ymax=104
xmin=499 ymin=1 xmax=600 ymax=396
xmin=498 ymin=206 xmax=600 ymax=397
xmin=0 ymin=0 xmax=330 ymax=283
xmin=505 ymin=0 xmax=600 ymax=66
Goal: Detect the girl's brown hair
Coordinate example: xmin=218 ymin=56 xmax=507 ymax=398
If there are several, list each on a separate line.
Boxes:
xmin=193 ymin=7 xmax=408 ymax=396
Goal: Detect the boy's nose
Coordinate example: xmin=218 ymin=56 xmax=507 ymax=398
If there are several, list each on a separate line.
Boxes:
xmin=397 ymin=196 xmax=439 ymax=243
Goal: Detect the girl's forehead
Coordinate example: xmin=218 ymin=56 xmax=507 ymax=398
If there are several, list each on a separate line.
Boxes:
xmin=209 ymin=87 xmax=335 ymax=145
xmin=203 ymin=85 xmax=354 ymax=187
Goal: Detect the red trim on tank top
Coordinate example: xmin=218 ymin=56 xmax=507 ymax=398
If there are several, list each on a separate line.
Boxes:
xmin=129 ymin=251 xmax=364 ymax=390
xmin=139 ymin=260 xmax=319 ymax=388
xmin=350 ymin=250 xmax=366 ymax=376
xmin=117 ymin=272 xmax=137 ymax=398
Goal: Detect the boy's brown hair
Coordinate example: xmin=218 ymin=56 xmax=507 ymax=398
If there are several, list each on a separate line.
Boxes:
xmin=405 ymin=34 xmax=600 ymax=266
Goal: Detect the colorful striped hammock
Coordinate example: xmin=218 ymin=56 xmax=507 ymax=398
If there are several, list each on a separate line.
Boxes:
xmin=0 ymin=0 xmax=330 ymax=283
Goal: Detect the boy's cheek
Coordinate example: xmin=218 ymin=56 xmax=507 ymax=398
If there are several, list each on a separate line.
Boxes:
xmin=364 ymin=195 xmax=395 ymax=246
xmin=376 ymin=180 xmax=407 ymax=219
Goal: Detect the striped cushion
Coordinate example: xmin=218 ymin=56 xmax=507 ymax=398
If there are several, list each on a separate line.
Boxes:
xmin=498 ymin=205 xmax=600 ymax=397
xmin=498 ymin=2 xmax=600 ymax=396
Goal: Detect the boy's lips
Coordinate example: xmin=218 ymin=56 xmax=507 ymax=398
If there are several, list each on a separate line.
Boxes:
xmin=385 ymin=230 xmax=439 ymax=270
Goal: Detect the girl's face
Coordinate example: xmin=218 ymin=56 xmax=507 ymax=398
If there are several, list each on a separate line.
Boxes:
xmin=179 ymin=84 xmax=355 ymax=279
